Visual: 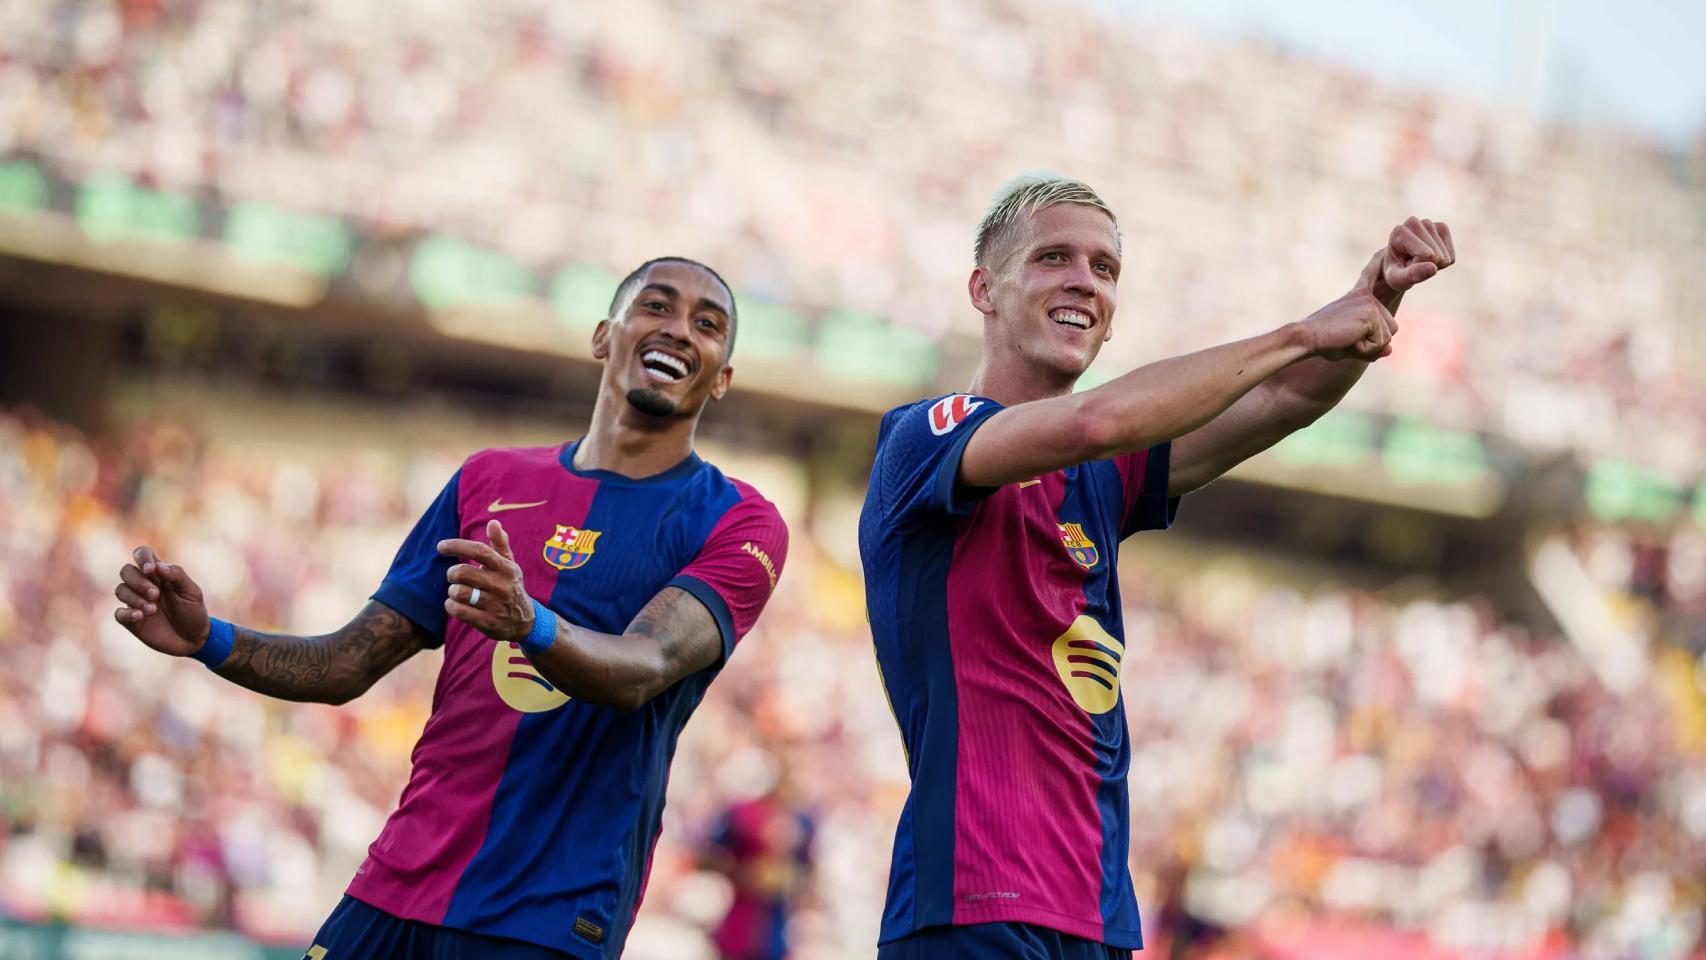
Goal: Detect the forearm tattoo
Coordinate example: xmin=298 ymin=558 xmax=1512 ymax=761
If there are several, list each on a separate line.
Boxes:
xmin=528 ymin=587 xmax=721 ymax=709
xmin=215 ymin=601 xmax=426 ymax=704
xmin=626 ymin=587 xmax=721 ymax=682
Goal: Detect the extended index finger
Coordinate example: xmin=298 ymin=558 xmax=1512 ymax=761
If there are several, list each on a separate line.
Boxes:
xmin=487 ymin=519 xmax=516 ymax=562
xmin=133 ymin=544 xmax=161 ymax=571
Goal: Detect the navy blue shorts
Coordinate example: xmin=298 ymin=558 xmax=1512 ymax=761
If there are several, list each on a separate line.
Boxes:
xmin=302 ymin=896 xmax=572 ymax=959
xmin=877 ymin=923 xmax=1134 ymax=960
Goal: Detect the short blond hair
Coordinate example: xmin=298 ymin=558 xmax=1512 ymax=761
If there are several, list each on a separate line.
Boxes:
xmin=973 ymin=173 xmax=1117 ymax=266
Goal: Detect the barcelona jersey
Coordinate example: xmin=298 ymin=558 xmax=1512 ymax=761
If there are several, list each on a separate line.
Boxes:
xmin=348 ymin=441 xmax=788 ymax=959
xmin=859 ymin=395 xmax=1177 ymax=949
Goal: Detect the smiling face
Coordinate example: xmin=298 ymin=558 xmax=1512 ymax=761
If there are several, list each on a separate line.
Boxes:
xmin=970 ymin=202 xmax=1121 ymax=384
xmin=592 ymin=260 xmax=735 ymax=421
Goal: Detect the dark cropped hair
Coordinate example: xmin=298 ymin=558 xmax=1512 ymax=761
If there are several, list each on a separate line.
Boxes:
xmin=608 ymin=257 xmax=739 ymax=358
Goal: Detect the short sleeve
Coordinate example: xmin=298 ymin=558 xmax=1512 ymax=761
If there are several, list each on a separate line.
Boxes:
xmin=667 ymin=491 xmax=789 ymax=664
xmin=1112 ymin=442 xmax=1180 ymax=539
xmin=871 ymin=394 xmax=1005 ymax=525
xmin=371 ymin=470 xmax=461 ymax=647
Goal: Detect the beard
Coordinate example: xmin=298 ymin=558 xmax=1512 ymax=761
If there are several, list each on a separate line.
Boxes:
xmin=625 ymin=387 xmax=678 ymax=417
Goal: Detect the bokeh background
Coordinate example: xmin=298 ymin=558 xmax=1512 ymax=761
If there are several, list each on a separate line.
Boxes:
xmin=3 ymin=1 xmax=1705 ymax=957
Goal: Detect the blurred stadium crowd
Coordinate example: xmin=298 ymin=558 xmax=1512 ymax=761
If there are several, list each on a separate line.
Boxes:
xmin=4 ymin=403 xmax=1705 ymax=958
xmin=4 ymin=0 xmax=1706 ymax=957
xmin=1 ymin=0 xmax=1703 ymax=475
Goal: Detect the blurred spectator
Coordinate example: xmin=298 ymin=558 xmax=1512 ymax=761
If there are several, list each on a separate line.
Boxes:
xmin=1 ymin=7 xmax=1704 ymax=954
xmin=700 ymin=757 xmax=815 ymax=960
xmin=5 ymin=402 xmax=1706 ymax=959
xmin=0 ymin=0 xmax=1702 ymax=475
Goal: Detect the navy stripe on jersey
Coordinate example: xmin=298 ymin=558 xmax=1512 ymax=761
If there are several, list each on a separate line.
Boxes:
xmin=351 ymin=441 xmax=787 ymax=959
xmin=1118 ymin=442 xmax=1178 ymax=538
xmin=372 ymin=470 xmax=462 ymax=646
xmin=1084 ymin=461 xmax=1137 ymax=936
xmin=863 ymin=398 xmax=1004 ymax=941
xmin=888 ymin=515 xmax=963 ymax=935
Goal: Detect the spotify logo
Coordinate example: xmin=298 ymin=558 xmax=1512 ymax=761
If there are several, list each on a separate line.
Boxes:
xmin=490 ymin=641 xmax=571 ymax=712
xmin=1051 ymin=616 xmax=1123 ymax=714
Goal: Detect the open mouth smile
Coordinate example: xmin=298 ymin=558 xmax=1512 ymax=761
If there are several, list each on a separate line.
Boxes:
xmin=640 ymin=349 xmax=692 ymax=383
xmin=1050 ymin=308 xmax=1094 ymax=330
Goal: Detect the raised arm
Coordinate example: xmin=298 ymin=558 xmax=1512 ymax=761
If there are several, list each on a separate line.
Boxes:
xmin=958 ymin=290 xmax=1397 ymax=489
xmin=1166 ymin=217 xmax=1455 ymax=495
xmin=436 ymin=522 xmax=724 ymax=713
xmin=115 ymin=547 xmax=431 ymax=704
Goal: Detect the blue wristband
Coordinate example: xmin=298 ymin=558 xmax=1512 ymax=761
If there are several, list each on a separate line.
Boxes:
xmin=521 ymin=598 xmax=558 ymax=657
xmin=194 ymin=617 xmax=236 ymax=669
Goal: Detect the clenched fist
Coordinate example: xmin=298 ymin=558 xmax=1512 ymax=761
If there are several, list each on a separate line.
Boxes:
xmin=1366 ymin=216 xmax=1456 ymax=302
xmin=1299 ymin=289 xmax=1398 ymax=362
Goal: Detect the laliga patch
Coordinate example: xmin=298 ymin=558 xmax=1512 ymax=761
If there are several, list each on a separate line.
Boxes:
xmin=928 ymin=395 xmax=983 ymax=436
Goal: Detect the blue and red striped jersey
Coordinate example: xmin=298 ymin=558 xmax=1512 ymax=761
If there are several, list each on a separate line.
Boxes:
xmin=348 ymin=441 xmax=788 ymax=959
xmin=859 ymin=395 xmax=1177 ymax=949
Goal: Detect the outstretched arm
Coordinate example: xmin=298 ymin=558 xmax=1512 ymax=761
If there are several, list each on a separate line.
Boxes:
xmin=958 ymin=289 xmax=1397 ymax=489
xmin=1166 ymin=217 xmax=1455 ymax=495
xmin=438 ymin=521 xmax=723 ymax=712
xmin=115 ymin=547 xmax=431 ymax=704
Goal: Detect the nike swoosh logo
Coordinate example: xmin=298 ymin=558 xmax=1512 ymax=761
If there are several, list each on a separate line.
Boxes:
xmin=1018 ymin=480 xmax=1042 ymax=488
xmin=489 ymin=498 xmax=548 ymax=513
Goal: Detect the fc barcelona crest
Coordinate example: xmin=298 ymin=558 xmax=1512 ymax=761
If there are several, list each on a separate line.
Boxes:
xmin=543 ymin=524 xmax=601 ymax=571
xmin=1058 ymin=522 xmax=1099 ymax=570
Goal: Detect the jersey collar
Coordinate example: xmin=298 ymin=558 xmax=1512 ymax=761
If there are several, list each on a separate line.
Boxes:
xmin=559 ymin=440 xmax=703 ymax=485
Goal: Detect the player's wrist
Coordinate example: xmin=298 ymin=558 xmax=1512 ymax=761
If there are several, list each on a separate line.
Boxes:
xmin=1279 ymin=320 xmax=1319 ymax=361
xmin=521 ymin=598 xmax=558 ymax=658
xmin=1365 ymin=264 xmax=1402 ymax=309
xmin=193 ymin=617 xmax=236 ymax=669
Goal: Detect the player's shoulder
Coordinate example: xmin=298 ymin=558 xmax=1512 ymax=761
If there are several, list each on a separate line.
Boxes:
xmin=879 ymin=393 xmax=1001 ymax=444
xmin=880 ymin=393 xmax=962 ymax=425
xmin=687 ymin=459 xmax=787 ymax=528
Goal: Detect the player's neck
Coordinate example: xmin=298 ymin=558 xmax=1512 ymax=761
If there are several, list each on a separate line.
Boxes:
xmin=966 ymin=351 xmax=1077 ymax=408
xmin=574 ymin=396 xmax=700 ymax=479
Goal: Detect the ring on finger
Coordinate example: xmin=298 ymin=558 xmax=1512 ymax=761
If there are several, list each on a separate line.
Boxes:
xmin=469 ymin=587 xmax=482 ymax=607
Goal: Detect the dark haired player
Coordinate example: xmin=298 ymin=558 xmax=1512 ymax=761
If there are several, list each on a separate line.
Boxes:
xmin=112 ymin=257 xmax=789 ymax=959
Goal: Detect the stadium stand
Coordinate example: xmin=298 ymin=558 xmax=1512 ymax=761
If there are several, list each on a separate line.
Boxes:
xmin=1 ymin=0 xmax=1702 ymax=469
xmin=2 ymin=405 xmax=1704 ymax=958
xmin=3 ymin=1 xmax=1705 ymax=957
